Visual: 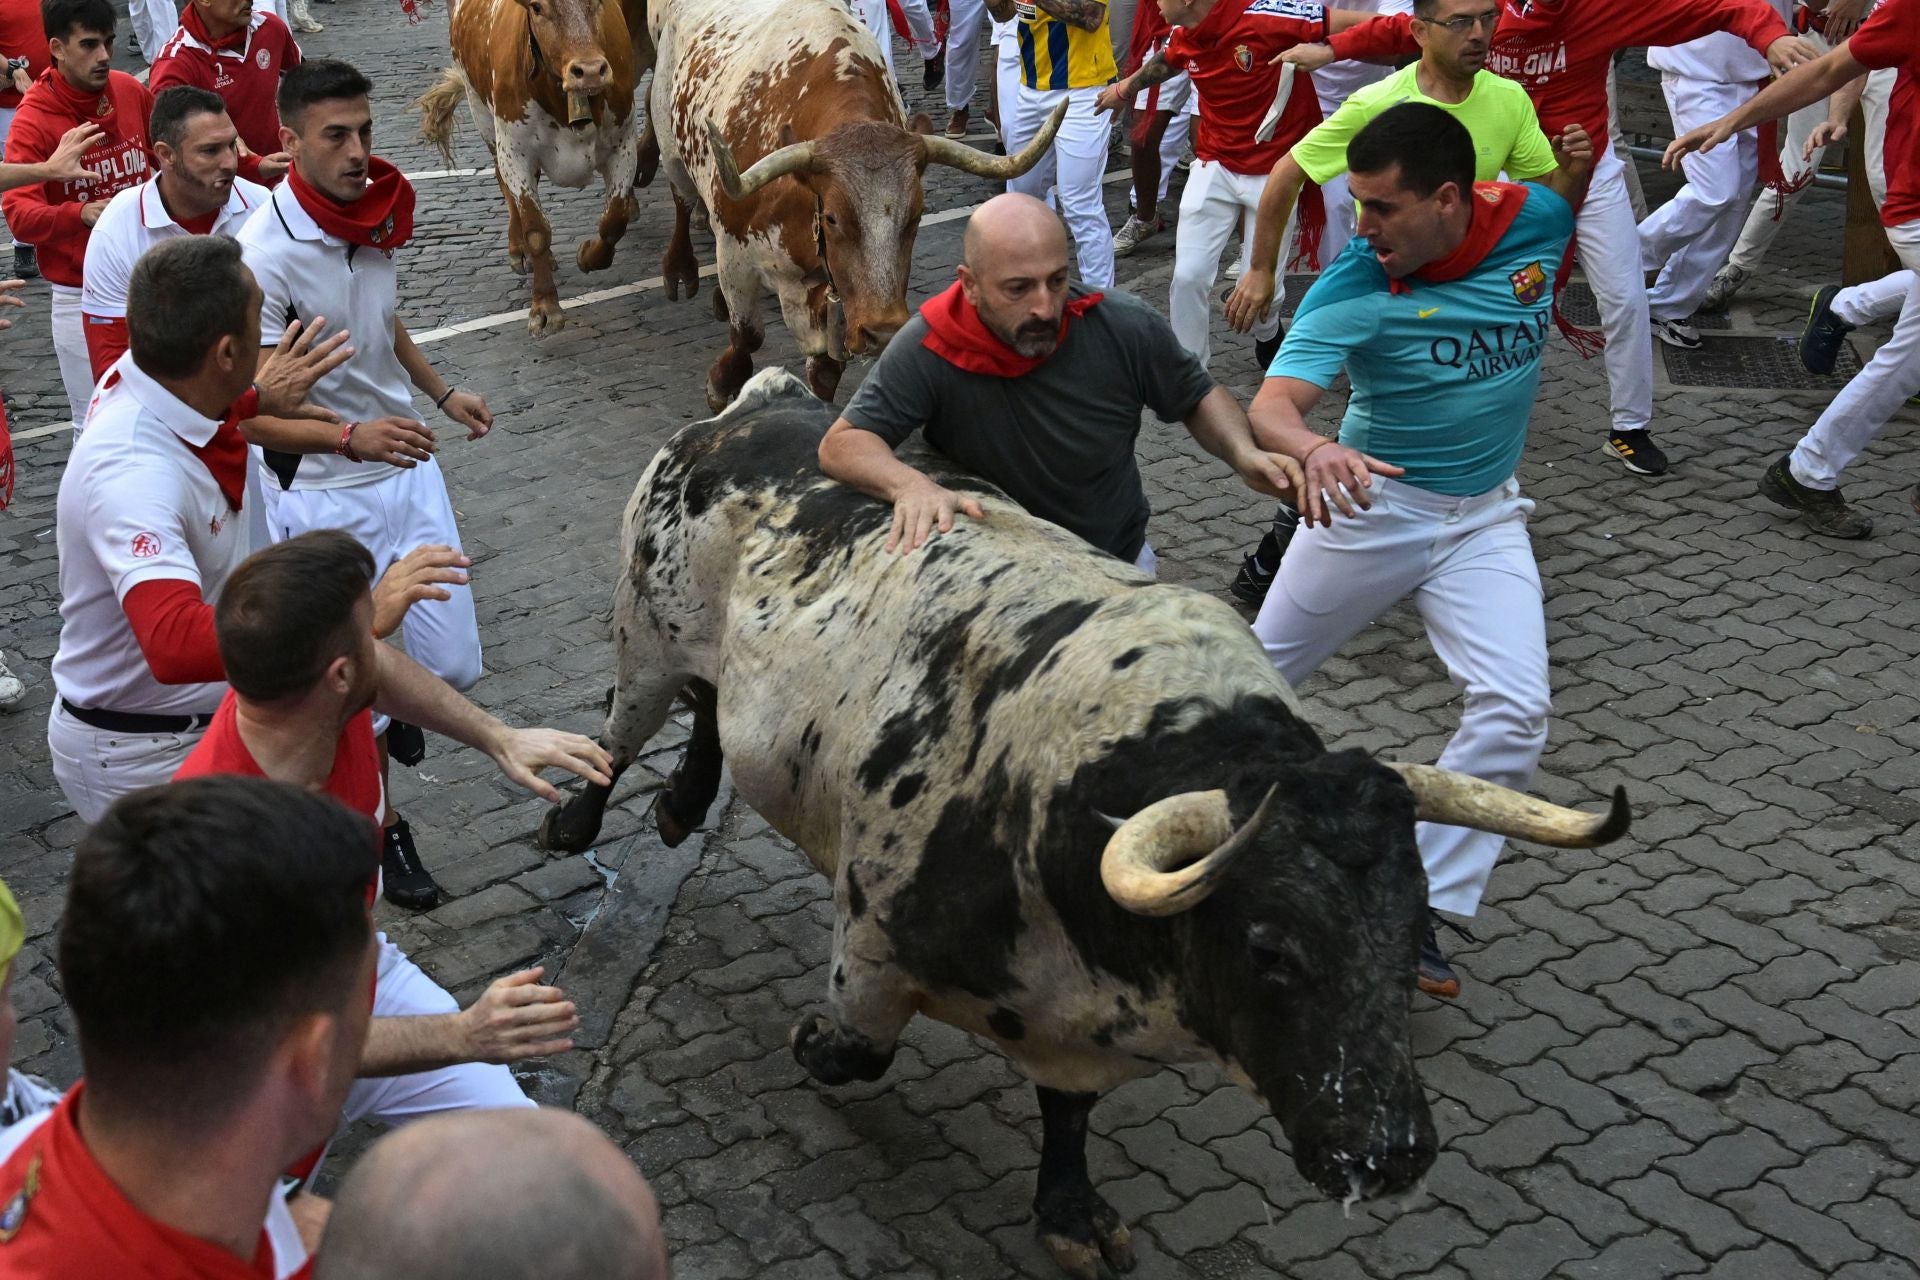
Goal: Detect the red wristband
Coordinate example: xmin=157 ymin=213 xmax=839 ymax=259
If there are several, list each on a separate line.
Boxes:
xmin=337 ymin=422 xmax=361 ymax=462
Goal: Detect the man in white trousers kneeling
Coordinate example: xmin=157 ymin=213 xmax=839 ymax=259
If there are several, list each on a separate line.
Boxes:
xmin=1249 ymin=103 xmax=1586 ymax=998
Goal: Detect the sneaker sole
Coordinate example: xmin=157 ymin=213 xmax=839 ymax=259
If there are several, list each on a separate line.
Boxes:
xmin=1417 ymin=972 xmax=1461 ymax=999
xmin=1603 ymin=442 xmax=1665 ymax=476
xmin=1654 ymin=330 xmax=1702 ymax=350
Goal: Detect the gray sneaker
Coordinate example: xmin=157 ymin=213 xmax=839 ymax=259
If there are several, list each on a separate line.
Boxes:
xmin=1702 ymin=264 xmax=1748 ymax=311
xmin=0 ymin=653 xmax=24 ymax=710
xmin=1111 ymin=214 xmax=1164 ymax=257
xmin=1759 ymin=454 xmax=1872 ymax=539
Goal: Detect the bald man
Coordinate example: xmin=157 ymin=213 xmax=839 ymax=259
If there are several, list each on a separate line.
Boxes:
xmin=820 ymin=193 xmax=1302 ymax=570
xmin=314 ymin=1109 xmax=668 ymax=1280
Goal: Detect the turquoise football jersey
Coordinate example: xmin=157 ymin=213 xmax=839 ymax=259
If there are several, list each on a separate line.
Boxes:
xmin=1269 ymin=182 xmax=1576 ymax=498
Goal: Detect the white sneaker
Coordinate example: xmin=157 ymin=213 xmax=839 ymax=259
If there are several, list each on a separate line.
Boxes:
xmin=1702 ymin=264 xmax=1749 ymax=312
xmin=0 ymin=653 xmax=25 ymax=711
xmin=1111 ymin=214 xmax=1163 ymax=257
xmin=1227 ymin=249 xmax=1247 ymax=280
xmin=288 ymin=0 xmax=324 ymax=31
xmin=1654 ymin=317 xmax=1702 ymax=350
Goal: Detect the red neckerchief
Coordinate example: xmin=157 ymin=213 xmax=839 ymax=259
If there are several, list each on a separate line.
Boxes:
xmin=180 ymin=4 xmax=249 ymax=51
xmin=105 ymin=365 xmax=252 ymax=509
xmin=918 ymin=279 xmax=1104 ymax=377
xmin=1387 ymin=182 xmax=1530 ymax=295
xmin=287 ymin=156 xmax=416 ymax=252
xmin=37 ymin=67 xmax=121 ymax=130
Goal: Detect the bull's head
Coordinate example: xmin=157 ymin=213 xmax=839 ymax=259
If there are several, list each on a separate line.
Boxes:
xmin=514 ymin=0 xmax=628 ymax=126
xmin=1099 ymin=753 xmax=1628 ymax=1206
xmin=702 ymin=104 xmax=1067 ymax=358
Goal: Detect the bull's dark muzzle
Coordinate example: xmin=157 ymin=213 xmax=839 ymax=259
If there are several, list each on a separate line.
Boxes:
xmin=1297 ymin=1110 xmax=1437 ymax=1205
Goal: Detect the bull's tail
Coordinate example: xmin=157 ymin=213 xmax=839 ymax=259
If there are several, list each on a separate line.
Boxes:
xmin=413 ymin=66 xmax=468 ymax=168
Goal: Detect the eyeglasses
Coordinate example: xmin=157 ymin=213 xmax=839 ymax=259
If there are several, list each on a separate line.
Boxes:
xmin=1424 ymin=11 xmax=1500 ymax=32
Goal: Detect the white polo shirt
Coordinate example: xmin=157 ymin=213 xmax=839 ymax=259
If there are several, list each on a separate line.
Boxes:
xmin=81 ymin=175 xmax=270 ymax=319
xmin=236 ymin=183 xmax=413 ymax=491
xmin=50 ymin=358 xmax=245 ymax=716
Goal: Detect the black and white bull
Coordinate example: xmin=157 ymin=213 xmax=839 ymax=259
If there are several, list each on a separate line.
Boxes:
xmin=541 ymin=370 xmax=1630 ymax=1277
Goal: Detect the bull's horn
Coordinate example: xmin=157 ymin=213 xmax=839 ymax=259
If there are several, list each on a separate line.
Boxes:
xmin=1388 ymin=763 xmax=1630 ymax=849
xmin=921 ymin=101 xmax=1068 ymax=180
xmin=1101 ymin=785 xmax=1277 ymax=918
xmin=704 ymin=118 xmax=817 ymax=201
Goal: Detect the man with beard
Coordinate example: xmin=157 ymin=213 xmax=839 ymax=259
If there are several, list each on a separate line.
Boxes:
xmin=239 ymin=58 xmax=496 ymax=910
xmin=819 ymin=191 xmax=1303 ymax=568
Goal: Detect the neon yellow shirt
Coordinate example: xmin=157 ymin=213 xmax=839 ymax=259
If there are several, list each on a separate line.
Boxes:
xmin=1290 ymin=63 xmax=1557 ymax=185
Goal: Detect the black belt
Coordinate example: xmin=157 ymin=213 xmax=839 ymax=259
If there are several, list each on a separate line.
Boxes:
xmin=61 ymin=698 xmax=214 ymax=734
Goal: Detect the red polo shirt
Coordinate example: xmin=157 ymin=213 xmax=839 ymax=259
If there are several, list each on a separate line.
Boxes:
xmin=148 ymin=10 xmax=301 ymax=185
xmin=1848 ymin=0 xmax=1919 ymax=227
xmin=1165 ymin=0 xmax=1328 ymax=174
xmin=0 ymin=1086 xmax=312 ymax=1278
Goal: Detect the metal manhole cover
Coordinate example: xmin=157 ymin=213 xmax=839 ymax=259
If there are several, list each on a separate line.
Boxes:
xmin=1560 ymin=281 xmax=1732 ymax=331
xmin=1661 ymin=334 xmax=1864 ymax=389
xmin=1279 ymin=273 xmax=1318 ymax=319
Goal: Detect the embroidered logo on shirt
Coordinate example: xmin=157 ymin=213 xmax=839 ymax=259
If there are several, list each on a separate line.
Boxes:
xmin=1509 ymin=261 xmax=1547 ymax=305
xmin=1234 ymin=43 xmax=1254 ymax=72
xmin=256 ymin=47 xmax=271 ymax=68
xmin=130 ymin=531 xmax=162 ymax=558
xmin=1418 ymin=307 xmax=1441 ymax=319
xmin=209 ymin=513 xmax=226 ymax=536
xmin=0 ymin=1155 xmax=40 ymax=1242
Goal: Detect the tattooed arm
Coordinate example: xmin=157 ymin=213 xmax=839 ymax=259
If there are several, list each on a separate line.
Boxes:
xmin=1095 ymin=48 xmax=1177 ymax=112
xmin=1035 ymin=0 xmax=1107 ymax=32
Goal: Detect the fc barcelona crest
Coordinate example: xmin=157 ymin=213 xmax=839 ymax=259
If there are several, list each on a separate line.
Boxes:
xmin=1234 ymin=43 xmax=1253 ymax=72
xmin=1509 ymin=260 xmax=1547 ymax=305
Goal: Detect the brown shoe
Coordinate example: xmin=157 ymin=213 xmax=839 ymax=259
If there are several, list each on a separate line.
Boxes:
xmin=945 ymin=107 xmax=968 ymax=139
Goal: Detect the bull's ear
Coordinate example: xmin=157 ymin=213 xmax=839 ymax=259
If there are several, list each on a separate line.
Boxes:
xmin=907 ymin=112 xmax=935 ymax=136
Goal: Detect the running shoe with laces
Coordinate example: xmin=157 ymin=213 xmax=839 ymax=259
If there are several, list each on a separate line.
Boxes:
xmin=381 ymin=818 xmax=442 ymax=910
xmin=1111 ymin=213 xmax=1164 ymax=257
xmin=1418 ymin=914 xmax=1461 ymax=1000
xmin=1759 ymin=454 xmax=1872 ymax=539
xmin=1799 ymin=283 xmax=1855 ymax=375
xmin=1604 ymin=429 xmax=1669 ymax=476
xmin=1701 ymin=263 xmax=1748 ymax=311
xmin=1227 ymin=504 xmax=1299 ymax=607
xmin=0 ymin=652 xmax=24 ymax=711
xmin=944 ymin=107 xmax=968 ymax=139
xmin=1653 ymin=317 xmax=1701 ymax=350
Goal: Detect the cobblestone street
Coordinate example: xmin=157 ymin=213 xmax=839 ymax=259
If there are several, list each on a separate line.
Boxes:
xmin=4 ymin=3 xmax=1920 ymax=1276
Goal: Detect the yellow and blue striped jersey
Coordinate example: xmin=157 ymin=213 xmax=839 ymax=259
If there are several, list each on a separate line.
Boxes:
xmin=1015 ymin=2 xmax=1117 ymax=92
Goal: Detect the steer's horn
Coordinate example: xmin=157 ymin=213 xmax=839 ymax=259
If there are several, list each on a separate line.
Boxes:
xmin=1101 ymin=785 xmax=1277 ymax=918
xmin=705 ymin=118 xmax=817 ymax=201
xmin=921 ymin=101 xmax=1069 ymax=180
xmin=1388 ymin=763 xmax=1630 ymax=849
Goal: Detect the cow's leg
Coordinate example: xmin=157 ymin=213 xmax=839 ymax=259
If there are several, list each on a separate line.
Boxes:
xmin=804 ymin=355 xmax=844 ymax=403
xmin=654 ymin=677 xmax=722 ymax=846
xmin=791 ymin=879 xmax=916 ymax=1086
xmin=496 ymin=173 xmax=529 ymax=276
xmin=578 ymin=128 xmax=641 ymax=273
xmin=636 ymin=117 xmax=660 ymax=188
xmin=662 ymin=190 xmax=701 ymax=301
xmin=516 ymin=192 xmax=564 ymax=333
xmin=1034 ymin=1087 xmax=1135 ymax=1279
xmin=706 ymin=261 xmax=765 ymax=412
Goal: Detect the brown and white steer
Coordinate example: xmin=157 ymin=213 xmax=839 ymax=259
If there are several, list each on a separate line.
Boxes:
xmin=649 ymin=0 xmax=1066 ymax=411
xmin=416 ymin=0 xmax=653 ymax=333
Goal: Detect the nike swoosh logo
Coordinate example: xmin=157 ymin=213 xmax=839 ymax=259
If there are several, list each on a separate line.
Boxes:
xmin=1418 ymin=308 xmax=1440 ymax=319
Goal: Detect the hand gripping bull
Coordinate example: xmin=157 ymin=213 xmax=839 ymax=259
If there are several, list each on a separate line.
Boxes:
xmin=649 ymin=0 xmax=1066 ymax=412
xmin=541 ymin=370 xmax=1632 ymax=1279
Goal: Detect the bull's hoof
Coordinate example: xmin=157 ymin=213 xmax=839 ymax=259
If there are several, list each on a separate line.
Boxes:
xmin=637 ymin=139 xmax=660 ymax=188
xmin=527 ymin=295 xmax=565 ymax=335
xmin=577 ymin=237 xmax=616 ymax=273
xmin=790 ymin=1013 xmax=894 ymax=1086
xmin=1038 ymin=1197 xmax=1135 ymax=1279
xmin=704 ymin=368 xmax=742 ymax=414
xmin=805 ymin=355 xmax=844 ymax=403
xmin=536 ymin=797 xmax=602 ymax=853
xmin=652 ymin=792 xmax=698 ymax=847
xmin=663 ymin=259 xmax=700 ymax=302
xmin=507 ymin=249 xmax=530 ymax=277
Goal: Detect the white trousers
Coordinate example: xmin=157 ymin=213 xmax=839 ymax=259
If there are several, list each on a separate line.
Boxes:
xmin=47 ymin=700 xmax=204 ymax=824
xmin=49 ymin=285 xmax=94 ymax=425
xmin=945 ymin=0 xmax=989 ymax=114
xmin=1171 ymin=160 xmax=1286 ymax=366
xmin=1578 ymin=146 xmax=1654 ymax=435
xmin=1640 ymin=75 xmax=1758 ymax=323
xmin=1321 ymin=171 xmax=1356 ymax=265
xmin=339 ymin=936 xmax=533 ymax=1131
xmin=1789 ymin=221 xmax=1920 ymax=491
xmin=855 ymin=0 xmax=936 ymax=77
xmin=1728 ymin=63 xmax=1894 ymax=275
xmin=1007 ymin=84 xmax=1116 ymax=289
xmin=260 ymin=458 xmax=483 ymax=724
xmin=993 ymin=23 xmax=1020 ymax=142
xmin=1253 ymin=477 xmax=1548 ymax=916
xmin=127 ymin=0 xmax=180 ymax=60
xmin=1607 ymin=62 xmax=1648 ymax=222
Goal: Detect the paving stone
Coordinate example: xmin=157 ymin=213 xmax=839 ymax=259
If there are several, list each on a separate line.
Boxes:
xmin=1508 ymin=1162 xmax=1647 ymax=1246
xmin=1767 ymin=1142 xmax=1898 ymax=1211
xmin=1693 ymin=1240 xmax=1823 ymax=1280
xmin=1446 ymin=1215 xmax=1593 ymax=1279
xmin=1659 ymin=1130 xmax=1799 ymax=1197
xmin=1721 ymin=1181 xmax=1876 ymax=1270
xmin=1612 ymin=1171 xmax=1762 ymax=1258
xmin=1451 ymin=1107 xmax=1583 ymax=1173
xmin=1553 ymin=1228 xmax=1709 ymax=1279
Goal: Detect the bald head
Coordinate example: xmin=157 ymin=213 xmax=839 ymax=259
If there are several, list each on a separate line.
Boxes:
xmin=955 ymin=193 xmax=1077 ymax=360
xmin=961 ymin=192 xmax=1071 ymax=272
xmin=316 ymin=1109 xmax=668 ymax=1280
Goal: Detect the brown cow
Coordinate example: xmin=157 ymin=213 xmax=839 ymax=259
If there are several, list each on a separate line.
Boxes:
xmin=416 ymin=0 xmax=654 ymax=333
xmin=650 ymin=0 xmax=1065 ymax=410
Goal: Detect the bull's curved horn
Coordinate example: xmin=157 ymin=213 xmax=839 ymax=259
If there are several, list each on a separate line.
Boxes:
xmin=704 ymin=118 xmax=817 ymax=201
xmin=1388 ymin=763 xmax=1630 ymax=849
xmin=920 ymin=100 xmax=1069 ymax=180
xmin=1101 ymin=785 xmax=1277 ymax=918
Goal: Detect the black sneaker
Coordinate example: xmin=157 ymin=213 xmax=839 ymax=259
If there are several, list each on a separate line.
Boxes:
xmin=1758 ymin=454 xmax=1872 ymax=539
xmin=1254 ymin=329 xmax=1283 ymax=372
xmin=1228 ymin=504 xmax=1300 ymax=606
xmin=381 ymin=818 xmax=441 ymax=910
xmin=923 ymin=47 xmax=945 ymax=92
xmin=386 ymin=719 xmax=427 ymax=767
xmin=11 ymin=245 xmax=36 ymax=280
xmin=1604 ymin=429 xmax=1669 ymax=476
xmin=1418 ymin=915 xmax=1460 ymax=999
xmin=1799 ymin=284 xmax=1855 ymax=375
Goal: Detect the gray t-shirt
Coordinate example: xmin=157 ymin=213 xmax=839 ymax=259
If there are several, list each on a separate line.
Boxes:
xmin=843 ymin=287 xmax=1215 ymax=562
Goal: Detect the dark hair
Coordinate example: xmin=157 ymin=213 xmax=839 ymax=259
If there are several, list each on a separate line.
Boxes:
xmin=41 ymin=0 xmax=112 ymax=41
xmin=59 ymin=778 xmax=374 ymax=1125
xmin=1347 ymin=102 xmax=1476 ymax=201
xmin=150 ymin=85 xmax=231 ymax=153
xmin=217 ymin=530 xmax=377 ymax=702
xmin=126 ymin=236 xmax=254 ymax=379
xmin=278 ymin=58 xmax=373 ymax=130
xmin=1411 ymin=0 xmax=1441 ymax=17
